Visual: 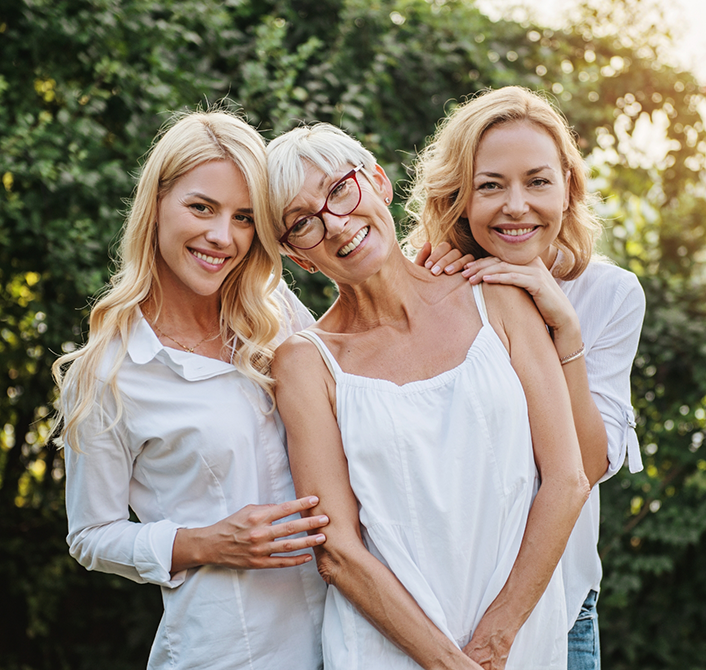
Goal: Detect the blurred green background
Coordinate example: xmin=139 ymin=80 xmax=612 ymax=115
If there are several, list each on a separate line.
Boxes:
xmin=1 ymin=0 xmax=705 ymax=667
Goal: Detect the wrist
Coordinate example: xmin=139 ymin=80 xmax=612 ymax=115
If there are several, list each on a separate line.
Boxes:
xmin=551 ymin=320 xmax=582 ymax=360
xmin=172 ymin=526 xmax=209 ymax=572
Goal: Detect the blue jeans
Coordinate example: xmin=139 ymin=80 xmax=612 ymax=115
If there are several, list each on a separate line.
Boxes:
xmin=567 ymin=589 xmax=600 ymax=670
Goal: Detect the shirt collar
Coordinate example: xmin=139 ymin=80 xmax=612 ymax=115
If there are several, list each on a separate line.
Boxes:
xmin=127 ymin=311 xmax=238 ymax=381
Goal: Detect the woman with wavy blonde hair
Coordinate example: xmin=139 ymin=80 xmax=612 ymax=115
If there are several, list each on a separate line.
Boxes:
xmin=406 ymin=86 xmax=600 ymax=280
xmin=53 ymin=109 xmax=327 ymax=670
xmin=406 ymin=86 xmax=645 ymax=669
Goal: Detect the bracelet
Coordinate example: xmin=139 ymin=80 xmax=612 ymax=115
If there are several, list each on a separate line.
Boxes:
xmin=560 ymin=344 xmax=585 ymax=365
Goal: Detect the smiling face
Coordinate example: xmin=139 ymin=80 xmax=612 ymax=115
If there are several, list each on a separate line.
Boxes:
xmin=464 ymin=120 xmax=570 ymax=268
xmin=156 ymin=159 xmax=256 ymax=303
xmin=283 ymin=162 xmax=395 ymax=284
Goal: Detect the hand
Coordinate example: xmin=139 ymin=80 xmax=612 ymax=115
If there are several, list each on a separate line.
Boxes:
xmin=462 ymin=631 xmax=511 ymax=670
xmin=462 ymin=256 xmax=579 ymax=335
xmin=172 ymin=496 xmax=329 ymax=572
xmin=414 ymin=241 xmax=476 ymax=276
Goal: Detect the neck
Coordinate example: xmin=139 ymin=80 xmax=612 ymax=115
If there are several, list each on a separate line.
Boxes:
xmin=327 ymin=246 xmax=437 ymax=332
xmin=541 ymin=244 xmax=559 ymax=270
xmin=142 ymin=287 xmax=221 ymax=340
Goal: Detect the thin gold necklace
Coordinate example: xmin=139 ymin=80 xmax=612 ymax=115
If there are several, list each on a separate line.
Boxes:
xmin=151 ymin=322 xmax=219 ymax=354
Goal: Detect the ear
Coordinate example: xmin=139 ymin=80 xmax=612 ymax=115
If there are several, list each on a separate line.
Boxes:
xmin=287 ymin=255 xmax=318 ymax=274
xmin=372 ymin=164 xmax=394 ymax=204
xmin=563 ymin=170 xmax=571 ymax=212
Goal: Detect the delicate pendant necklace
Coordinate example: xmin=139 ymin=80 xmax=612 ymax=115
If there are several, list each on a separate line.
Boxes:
xmin=151 ymin=322 xmax=219 ymax=353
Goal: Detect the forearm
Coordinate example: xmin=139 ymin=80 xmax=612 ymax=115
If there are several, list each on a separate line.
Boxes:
xmin=320 ymin=542 xmax=478 ymax=670
xmin=552 ymin=326 xmax=608 ymax=486
xmin=468 ymin=473 xmax=589 ymax=655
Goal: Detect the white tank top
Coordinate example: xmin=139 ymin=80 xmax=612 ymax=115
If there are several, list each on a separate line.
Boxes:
xmin=299 ymin=283 xmax=567 ymax=669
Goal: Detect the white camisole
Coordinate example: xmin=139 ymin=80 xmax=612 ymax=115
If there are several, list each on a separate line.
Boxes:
xmin=299 ymin=283 xmax=567 ymax=669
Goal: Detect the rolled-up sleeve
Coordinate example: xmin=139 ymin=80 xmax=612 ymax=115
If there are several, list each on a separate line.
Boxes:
xmin=583 ymin=271 xmax=646 ymax=482
xmin=64 ymin=396 xmax=185 ymax=588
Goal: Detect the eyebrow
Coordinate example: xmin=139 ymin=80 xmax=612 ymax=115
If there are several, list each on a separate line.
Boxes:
xmin=185 ymin=191 xmax=220 ymax=205
xmin=475 ymin=165 xmax=556 ymax=179
xmin=185 ymin=192 xmax=253 ymax=215
xmin=282 ymin=172 xmax=337 ymax=220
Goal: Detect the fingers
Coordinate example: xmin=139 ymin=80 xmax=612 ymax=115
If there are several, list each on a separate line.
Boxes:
xmin=262 ymin=495 xmax=321 ymax=523
xmin=413 ymin=241 xmax=432 ymax=267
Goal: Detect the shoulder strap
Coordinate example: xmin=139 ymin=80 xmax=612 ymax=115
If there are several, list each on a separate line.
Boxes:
xmin=472 ymin=283 xmax=490 ymax=325
xmin=296 ymin=330 xmax=340 ymax=381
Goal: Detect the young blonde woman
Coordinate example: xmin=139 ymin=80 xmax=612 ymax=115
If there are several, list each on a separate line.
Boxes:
xmin=406 ymin=86 xmax=645 ymax=670
xmin=266 ymin=122 xmax=589 ymax=670
xmin=53 ymin=110 xmax=327 ymax=670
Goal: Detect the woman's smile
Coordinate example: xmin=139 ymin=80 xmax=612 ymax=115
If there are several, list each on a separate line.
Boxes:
xmin=465 ymin=120 xmax=570 ymax=268
xmin=337 ymin=226 xmax=370 ymax=257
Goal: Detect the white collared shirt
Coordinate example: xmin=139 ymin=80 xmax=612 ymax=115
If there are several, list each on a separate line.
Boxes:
xmin=65 ymin=282 xmax=325 ymax=670
xmin=555 ymin=258 xmax=646 ymax=625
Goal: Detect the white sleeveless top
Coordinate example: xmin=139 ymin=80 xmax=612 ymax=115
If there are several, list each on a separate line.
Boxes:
xmin=300 ymin=283 xmax=567 ymax=670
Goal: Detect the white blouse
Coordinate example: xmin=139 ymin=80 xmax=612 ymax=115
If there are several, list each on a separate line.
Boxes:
xmin=64 ymin=282 xmax=325 ymax=670
xmin=555 ymin=259 xmax=646 ymax=626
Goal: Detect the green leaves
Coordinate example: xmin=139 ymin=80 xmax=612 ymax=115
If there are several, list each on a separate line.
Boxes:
xmin=1 ymin=0 xmax=705 ymax=667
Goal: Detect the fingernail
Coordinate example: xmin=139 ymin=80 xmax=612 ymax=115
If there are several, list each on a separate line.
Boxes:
xmin=315 ymin=534 xmax=326 ymax=543
xmin=444 ymin=265 xmax=455 ymax=274
xmin=461 ymin=269 xmax=472 ymax=277
xmin=304 ymin=555 xmax=312 ymax=561
xmin=431 ymin=265 xmax=441 ymax=275
xmin=318 ymin=515 xmax=329 ymax=524
xmin=424 ymin=260 xmax=432 ymax=269
xmin=308 ymin=496 xmax=319 ymax=505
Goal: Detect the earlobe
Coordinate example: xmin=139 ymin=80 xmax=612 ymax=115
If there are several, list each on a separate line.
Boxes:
xmin=373 ymin=164 xmax=394 ymax=204
xmin=287 ymin=255 xmax=318 ymax=274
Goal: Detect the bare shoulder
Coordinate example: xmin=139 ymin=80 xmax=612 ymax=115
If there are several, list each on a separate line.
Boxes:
xmin=480 ymin=282 xmax=542 ymax=323
xmin=272 ymin=332 xmax=324 ymax=381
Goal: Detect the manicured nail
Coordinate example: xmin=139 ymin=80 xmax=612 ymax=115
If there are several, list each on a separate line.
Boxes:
xmin=424 ymin=260 xmax=433 ymax=268
xmin=444 ymin=265 xmax=455 ymax=274
xmin=461 ymin=268 xmax=472 ymax=277
xmin=308 ymin=496 xmax=319 ymax=505
xmin=315 ymin=534 xmax=326 ymax=543
xmin=318 ymin=516 xmax=329 ymax=524
xmin=304 ymin=555 xmax=312 ymax=561
xmin=431 ymin=265 xmax=441 ymax=275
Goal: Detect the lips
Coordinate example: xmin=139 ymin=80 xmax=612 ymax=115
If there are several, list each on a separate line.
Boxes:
xmin=189 ymin=248 xmax=228 ymax=266
xmin=337 ymin=227 xmax=369 ymax=257
xmin=492 ymin=225 xmax=539 ymax=242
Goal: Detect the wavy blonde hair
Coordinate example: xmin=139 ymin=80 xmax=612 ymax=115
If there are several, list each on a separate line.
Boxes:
xmin=405 ymin=86 xmax=601 ymax=280
xmin=53 ymin=109 xmax=283 ymax=451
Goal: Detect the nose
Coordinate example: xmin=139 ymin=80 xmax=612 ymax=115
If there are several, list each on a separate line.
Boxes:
xmin=204 ymin=214 xmax=231 ymax=247
xmin=322 ymin=211 xmax=349 ymax=238
xmin=502 ymin=184 xmax=529 ymax=219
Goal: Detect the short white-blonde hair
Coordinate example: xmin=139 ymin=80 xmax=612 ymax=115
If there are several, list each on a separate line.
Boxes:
xmin=266 ymin=123 xmax=378 ymax=244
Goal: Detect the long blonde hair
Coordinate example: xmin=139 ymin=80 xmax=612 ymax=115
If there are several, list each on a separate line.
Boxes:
xmin=53 ymin=109 xmax=282 ymax=451
xmin=405 ymin=86 xmax=601 ymax=280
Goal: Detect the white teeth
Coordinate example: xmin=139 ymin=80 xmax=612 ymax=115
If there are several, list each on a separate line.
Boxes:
xmin=192 ymin=250 xmax=226 ymax=265
xmin=498 ymin=227 xmax=535 ymax=237
xmin=338 ymin=228 xmax=369 ymax=257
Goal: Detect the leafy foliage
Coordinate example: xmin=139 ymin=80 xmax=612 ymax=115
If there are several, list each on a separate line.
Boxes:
xmin=1 ymin=0 xmax=705 ymax=667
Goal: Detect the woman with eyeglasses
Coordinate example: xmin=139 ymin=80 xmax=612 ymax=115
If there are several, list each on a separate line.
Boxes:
xmin=266 ymin=123 xmax=590 ymax=669
xmin=53 ymin=110 xmax=327 ymax=670
xmin=406 ymin=87 xmax=645 ymax=670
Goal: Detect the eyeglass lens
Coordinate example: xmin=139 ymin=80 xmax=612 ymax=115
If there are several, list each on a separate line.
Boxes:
xmin=286 ymin=171 xmax=361 ymax=249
